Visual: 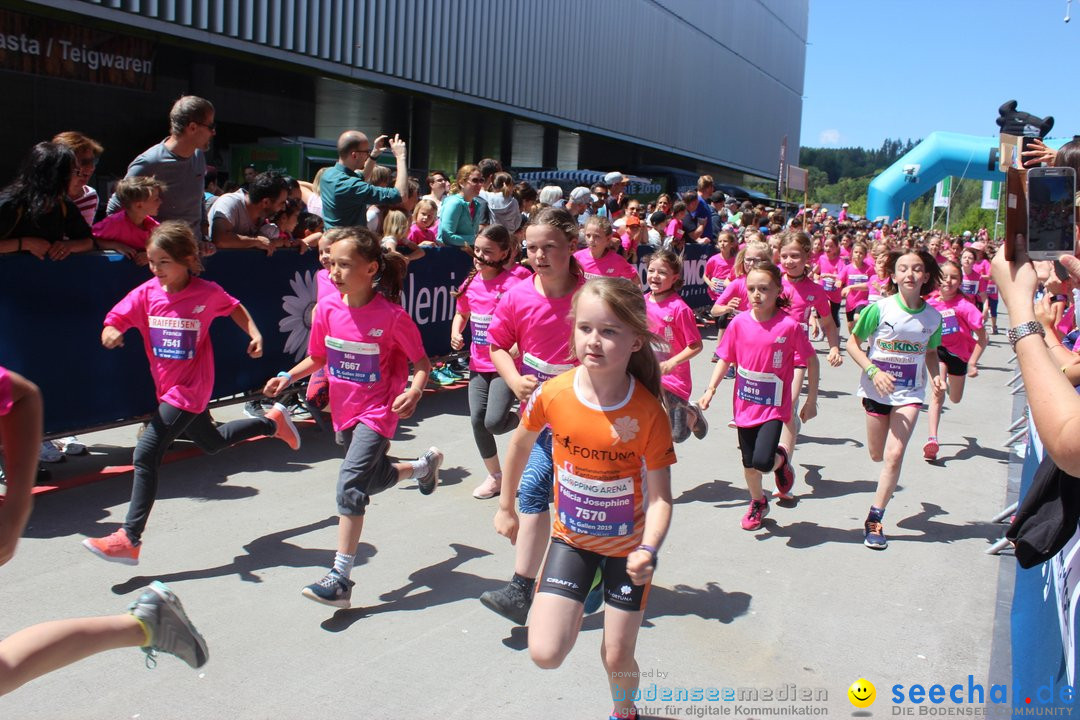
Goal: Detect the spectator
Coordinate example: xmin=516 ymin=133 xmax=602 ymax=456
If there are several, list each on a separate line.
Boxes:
xmin=409 ymin=198 xmax=438 ymax=247
xmin=591 ymin=182 xmax=610 ymax=217
xmin=107 ymin=96 xmax=215 ymax=250
xmin=680 ymin=191 xmax=708 ymax=242
xmin=693 ymin=175 xmax=718 ymax=242
xmin=515 ymin=182 xmax=539 ymax=217
xmin=423 ymin=170 xmax=451 ymax=210
xmin=203 ymin=166 xmax=221 ymax=219
xmin=241 ymin=164 xmax=257 ymax=189
xmin=301 ymin=166 xmax=328 ymax=217
xmin=0 ymin=142 xmax=93 ymax=260
xmin=838 ymin=202 xmax=849 ymax=222
xmin=208 ymin=171 xmax=288 ymax=253
xmin=365 ymin=165 xmax=393 ymax=233
xmin=480 ymin=171 xmax=522 ymax=232
xmin=564 ymin=186 xmax=593 ymax=222
xmin=320 ymin=131 xmax=408 ymax=229
xmin=382 ymin=209 xmax=424 ymax=262
xmin=266 ymin=197 xmax=303 ymax=250
xmin=92 ymin=176 xmax=166 ymax=265
xmin=603 ymin=171 xmax=628 ymax=218
xmin=52 ymin=131 xmax=103 ymax=225
xmin=537 ymin=185 xmax=563 ymax=208
xmin=438 ymin=165 xmax=484 ymax=248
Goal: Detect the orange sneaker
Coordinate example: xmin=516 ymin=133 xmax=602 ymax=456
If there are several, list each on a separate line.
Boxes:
xmin=82 ymin=529 xmax=140 ymax=565
xmin=264 ymin=402 xmax=301 ymax=450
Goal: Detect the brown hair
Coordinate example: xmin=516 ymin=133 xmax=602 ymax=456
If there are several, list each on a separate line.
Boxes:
xmin=526 ymin=206 xmax=584 ymax=279
xmin=115 ymin=176 xmax=167 ymax=208
xmin=326 ymin=226 xmax=407 ymax=304
xmin=51 ymin=131 xmax=103 ymax=158
xmin=148 ymin=220 xmax=203 ymax=274
xmin=648 ymin=249 xmax=684 ymax=292
xmin=745 ymin=264 xmax=791 ymax=310
xmin=885 ymin=250 xmax=941 ymax=297
xmin=451 ymin=164 xmax=479 ymax=194
xmin=453 ymin=224 xmax=513 ymax=299
xmin=570 ymin=278 xmax=662 ymax=399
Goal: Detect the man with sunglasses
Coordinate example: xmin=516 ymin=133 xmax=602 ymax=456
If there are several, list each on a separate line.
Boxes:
xmin=107 ymin=96 xmax=215 ymax=251
xmin=320 ymin=130 xmax=408 ymax=229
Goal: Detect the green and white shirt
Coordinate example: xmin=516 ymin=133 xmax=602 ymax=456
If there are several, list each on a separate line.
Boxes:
xmin=852 ymin=295 xmax=942 ymax=406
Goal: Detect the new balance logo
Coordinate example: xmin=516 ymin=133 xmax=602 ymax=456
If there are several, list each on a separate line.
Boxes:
xmin=368 ymin=328 xmax=384 ymax=337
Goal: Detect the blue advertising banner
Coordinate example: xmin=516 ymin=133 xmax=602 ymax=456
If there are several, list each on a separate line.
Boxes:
xmin=0 ymin=243 xmax=713 ymax=435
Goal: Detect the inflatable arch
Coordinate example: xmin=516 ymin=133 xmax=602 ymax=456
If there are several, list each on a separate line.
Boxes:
xmin=866 ymin=131 xmax=1067 ymax=222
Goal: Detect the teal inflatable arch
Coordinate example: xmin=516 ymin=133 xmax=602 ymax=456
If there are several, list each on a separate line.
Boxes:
xmin=866 ymin=131 xmax=1067 ymax=222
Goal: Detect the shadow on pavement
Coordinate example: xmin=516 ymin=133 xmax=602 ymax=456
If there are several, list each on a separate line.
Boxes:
xmin=800 ymin=463 xmax=877 ymax=499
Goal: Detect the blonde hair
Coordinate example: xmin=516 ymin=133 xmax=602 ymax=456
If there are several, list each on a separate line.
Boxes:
xmin=115 ymin=176 xmax=167 ymax=208
xmin=733 ymin=239 xmax=770 ymax=278
xmin=412 ymin=198 xmax=437 ymax=224
xmin=147 ymin=221 xmax=202 ymax=274
xmin=570 ymin=278 xmax=662 ymax=399
xmin=383 ymin=210 xmax=409 ymax=242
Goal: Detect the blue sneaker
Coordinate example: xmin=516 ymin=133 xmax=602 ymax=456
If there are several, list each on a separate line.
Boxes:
xmin=431 ymin=366 xmax=455 ymax=386
xmin=301 ymin=570 xmax=355 ymax=608
xmin=864 ymin=519 xmax=887 ymax=550
xmin=583 ymin=564 xmax=604 ymax=614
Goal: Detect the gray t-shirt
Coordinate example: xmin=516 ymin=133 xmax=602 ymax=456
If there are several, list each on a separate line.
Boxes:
xmin=208 ymin=190 xmax=256 ymax=238
xmin=107 ymin=140 xmax=207 ymax=241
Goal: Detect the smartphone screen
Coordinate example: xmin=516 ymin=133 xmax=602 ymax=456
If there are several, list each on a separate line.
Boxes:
xmin=1027 ymin=168 xmax=1076 ymax=259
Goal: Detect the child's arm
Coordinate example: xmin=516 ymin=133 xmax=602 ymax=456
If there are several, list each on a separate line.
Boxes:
xmin=697 ymin=358 xmax=732 ymax=410
xmin=925 ymin=348 xmax=946 ymax=395
xmin=450 ymin=312 xmax=469 ymax=351
xmin=229 ymin=304 xmax=263 ymax=358
xmin=491 ymin=347 xmax=536 ymax=401
xmin=626 ymin=466 xmax=672 ymax=586
xmin=494 ymin=424 xmax=542 ymax=545
xmin=660 ymin=340 xmax=702 ymax=376
xmin=800 ymin=354 xmax=820 ymax=423
xmin=0 ymin=371 xmax=43 ymax=566
xmin=101 ymin=325 xmax=125 ymax=349
xmin=820 ymin=313 xmax=843 ymax=366
xmin=391 ymin=357 xmax=431 ymax=419
xmin=968 ymin=327 xmax=989 ymax=377
xmin=846 ymin=332 xmax=895 ymax=396
xmin=263 ymin=355 xmax=326 ymax=397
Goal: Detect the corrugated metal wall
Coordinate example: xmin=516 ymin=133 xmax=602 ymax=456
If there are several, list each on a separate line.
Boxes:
xmin=43 ymin=0 xmax=806 ymax=177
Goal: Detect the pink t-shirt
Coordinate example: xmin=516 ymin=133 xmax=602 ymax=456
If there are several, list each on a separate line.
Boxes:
xmin=92 ymin=211 xmax=159 ymax=251
xmin=703 ymin=253 xmax=737 ymax=300
xmin=960 ymin=270 xmax=986 ymax=299
xmin=309 ymin=293 xmax=427 ymax=437
xmin=0 ymin=365 xmax=11 ymax=416
xmin=646 ymin=292 xmax=702 ymax=400
xmin=316 ymin=268 xmax=338 ymax=302
xmin=867 ymin=275 xmax=888 ymax=304
xmin=408 ymin=223 xmax=436 ymax=246
xmin=717 ymin=311 xmax=813 ymax=427
xmin=974 ymin=258 xmax=991 ymax=279
xmin=715 ymin=276 xmax=750 ymax=312
xmin=509 ymin=264 xmax=533 ymax=280
xmin=814 ymin=253 xmax=846 ymax=304
xmin=487 ymin=275 xmax=584 ymax=381
xmin=927 ymin=292 xmax=984 ymax=362
xmin=843 ymin=260 xmax=875 ymax=310
xmin=573 ymin=248 xmax=639 ymax=282
xmin=104 ymin=277 xmax=240 ymax=413
xmin=456 ymin=270 xmax=525 ymax=373
xmin=782 ymin=275 xmax=831 ymax=331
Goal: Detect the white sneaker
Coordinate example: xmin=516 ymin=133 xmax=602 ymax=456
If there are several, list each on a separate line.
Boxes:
xmin=472 ymin=474 xmax=501 ymax=499
xmin=55 ymin=436 xmax=87 ymax=455
xmin=39 ymin=441 xmax=64 ymax=463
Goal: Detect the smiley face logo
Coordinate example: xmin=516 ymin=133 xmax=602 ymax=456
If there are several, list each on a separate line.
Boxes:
xmin=848 ymin=678 xmax=876 ymax=708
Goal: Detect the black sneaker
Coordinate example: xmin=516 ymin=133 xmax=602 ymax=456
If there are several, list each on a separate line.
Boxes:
xmin=480 ymin=582 xmax=531 ymax=625
xmin=416 ymin=447 xmax=443 ymax=495
xmin=668 ymin=401 xmax=690 ymax=444
xmin=301 ymin=570 xmax=355 ymax=608
xmin=450 ymin=355 xmax=471 ymax=373
xmin=688 ymin=403 xmax=709 ymax=440
xmin=864 ymin=520 xmax=888 ymax=550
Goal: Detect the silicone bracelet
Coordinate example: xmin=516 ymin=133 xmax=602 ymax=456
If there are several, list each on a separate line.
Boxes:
xmin=865 ymin=365 xmax=880 ymax=378
xmin=277 ymin=371 xmax=293 ymax=384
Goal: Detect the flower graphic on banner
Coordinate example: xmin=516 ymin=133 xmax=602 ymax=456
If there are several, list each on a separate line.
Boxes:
xmin=279 ymin=270 xmax=318 ymax=361
xmin=610 ymin=416 xmax=639 ymax=445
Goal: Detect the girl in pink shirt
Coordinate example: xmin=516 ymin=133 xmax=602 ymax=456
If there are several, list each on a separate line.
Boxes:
xmin=83 ymin=222 xmax=300 ymax=566
xmin=264 ymin=226 xmax=440 ymax=609
xmin=959 ymin=248 xmax=987 ymax=304
xmin=840 ymin=241 xmax=874 ymax=332
xmin=574 ymin=216 xmax=639 ymax=283
xmin=479 ymin=207 xmax=585 ymax=627
xmin=703 ymin=231 xmax=739 ymax=301
xmin=922 ymin=261 xmax=988 ymax=461
xmin=646 ymin=250 xmax=706 ymax=443
xmin=409 ymin=198 xmax=439 ymax=247
xmin=813 ymin=234 xmax=847 ymax=329
xmin=450 ymin=225 xmax=527 ymax=499
xmin=698 ymin=263 xmax=819 ymax=529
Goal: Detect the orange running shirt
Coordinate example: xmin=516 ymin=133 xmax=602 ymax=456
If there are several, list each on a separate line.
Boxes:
xmin=521 ymin=368 xmax=676 ymax=557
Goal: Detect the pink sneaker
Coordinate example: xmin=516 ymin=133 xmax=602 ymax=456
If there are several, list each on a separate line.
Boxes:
xmin=923 ymin=437 xmax=939 ymax=462
xmin=472 ymin=473 xmax=501 ymax=499
xmin=264 ymin=402 xmax=301 ymax=450
xmin=740 ymin=498 xmax=769 ymax=531
xmin=774 ymin=447 xmax=795 ymax=499
xmin=82 ymin=529 xmax=141 ymax=565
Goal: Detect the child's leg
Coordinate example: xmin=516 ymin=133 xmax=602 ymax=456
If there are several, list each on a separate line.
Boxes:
xmin=947 ymin=372 xmax=967 ymax=404
xmin=863 ymin=404 xmax=891 ymax=462
xmin=873 ymin=404 xmax=920 ymax=509
xmin=602 ymin=607 xmax=647 ymax=719
xmin=743 ymin=467 xmax=764 ymax=500
xmin=528 ymin=540 xmax=593 ymax=668
xmin=480 ymin=373 xmax=520 ymax=476
xmin=925 ymin=362 xmax=949 ymax=440
xmin=0 ymin=615 xmax=144 ymax=696
xmin=780 ymin=366 xmax=806 ymax=457
xmin=468 ymin=372 xmax=498 ymax=474
xmin=181 ymin=410 xmax=274 ymax=455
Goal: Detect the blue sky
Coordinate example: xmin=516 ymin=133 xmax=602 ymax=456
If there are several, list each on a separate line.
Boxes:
xmin=801 ymin=0 xmax=1080 ymax=150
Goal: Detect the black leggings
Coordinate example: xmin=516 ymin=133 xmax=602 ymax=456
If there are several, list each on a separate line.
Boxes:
xmin=829 ymin=301 xmax=841 ymax=329
xmin=123 ymin=401 xmax=272 ymax=542
xmin=736 ymin=419 xmax=784 ymax=471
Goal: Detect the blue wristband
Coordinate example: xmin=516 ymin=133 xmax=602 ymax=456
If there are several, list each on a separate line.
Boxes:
xmin=277 ymin=371 xmax=293 ymax=384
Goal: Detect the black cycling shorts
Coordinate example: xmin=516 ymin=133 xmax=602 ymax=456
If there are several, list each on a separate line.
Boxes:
xmin=537 ymin=538 xmax=650 ymax=612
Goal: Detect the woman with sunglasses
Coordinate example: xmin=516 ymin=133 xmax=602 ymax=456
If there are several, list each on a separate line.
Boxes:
xmin=438 ymin=165 xmax=485 ymax=248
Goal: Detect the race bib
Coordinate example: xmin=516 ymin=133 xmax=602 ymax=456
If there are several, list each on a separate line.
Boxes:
xmin=961 ymin=279 xmax=979 ymax=296
xmin=522 ymin=353 xmax=573 ymax=382
xmin=987 ymin=282 xmax=998 ymax=299
xmin=878 ymin=358 xmax=918 ymax=388
xmin=822 ymin=277 xmax=836 ymax=292
xmin=470 ymin=313 xmax=493 ymax=347
xmin=940 ymin=309 xmax=959 ymax=336
xmin=651 ymin=340 xmax=671 ymax=363
xmin=149 ymin=316 xmax=199 ymax=360
xmin=735 ymin=367 xmax=783 ymax=406
xmin=556 ymin=467 xmax=635 ymax=537
xmin=848 ymin=274 xmax=868 ymax=285
xmin=714 ymin=278 xmax=727 ymax=292
xmin=325 ymin=336 xmax=380 ymax=384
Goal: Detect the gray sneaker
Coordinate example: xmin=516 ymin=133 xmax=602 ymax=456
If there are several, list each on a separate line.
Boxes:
xmin=479 ymin=581 xmax=531 ymax=625
xmin=416 ymin=447 xmax=443 ymax=496
xmin=128 ymin=581 xmax=208 ymax=669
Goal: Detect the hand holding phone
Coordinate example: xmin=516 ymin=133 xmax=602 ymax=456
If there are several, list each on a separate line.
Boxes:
xmin=1026 ymin=166 xmax=1077 ymax=261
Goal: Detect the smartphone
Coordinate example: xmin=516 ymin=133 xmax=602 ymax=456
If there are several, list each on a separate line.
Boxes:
xmin=1026 ymin=166 xmax=1076 ymax=261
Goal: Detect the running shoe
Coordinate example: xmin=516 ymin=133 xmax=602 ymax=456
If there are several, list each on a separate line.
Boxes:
xmin=430 ymin=366 xmax=456 ymax=386
xmin=242 ymin=400 xmax=266 ymax=418
xmin=669 ymin=402 xmax=690 ymax=444
xmin=923 ymin=437 xmax=939 ymax=462
xmin=441 ymin=363 xmax=463 ymax=381
xmin=583 ymin=564 xmax=604 ymax=614
xmin=55 ymin=436 xmax=87 ymax=455
xmin=724 ymin=365 xmax=736 ymax=380
xmin=610 ymin=707 xmax=639 ymax=720
xmin=472 ymin=473 xmax=501 ymax=499
xmin=479 ymin=582 xmax=531 ymax=625
xmin=727 ymin=417 xmax=737 ymax=429
xmin=301 ymin=570 xmax=355 ymax=608
xmin=450 ymin=355 xmax=471 ymax=373
xmin=774 ymin=448 xmax=795 ymax=499
xmin=688 ymin=403 xmax=709 ymax=440
xmin=38 ymin=441 xmax=63 ymax=463
xmin=416 ymin=447 xmax=443 ymax=495
xmin=864 ymin=520 xmax=888 ymax=550
xmin=264 ymin=402 xmax=301 ymax=450
xmin=129 ymin=581 xmax=209 ymax=669
xmin=740 ymin=498 xmax=769 ymax=531
xmin=83 ymin=528 xmax=141 ymax=565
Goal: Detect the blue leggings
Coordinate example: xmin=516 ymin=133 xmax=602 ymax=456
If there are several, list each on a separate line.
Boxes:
xmin=517 ymin=428 xmax=553 ymax=515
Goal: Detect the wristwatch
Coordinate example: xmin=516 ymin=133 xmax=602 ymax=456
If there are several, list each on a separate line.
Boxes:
xmin=1007 ymin=321 xmax=1045 ymax=349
